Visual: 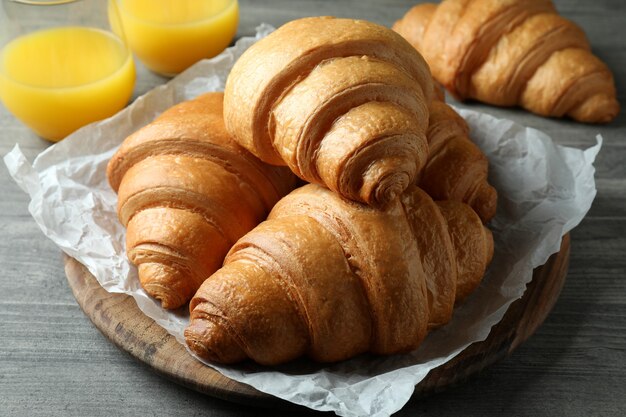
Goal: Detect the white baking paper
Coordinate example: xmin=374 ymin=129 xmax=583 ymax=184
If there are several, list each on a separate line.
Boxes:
xmin=4 ymin=24 xmax=601 ymax=417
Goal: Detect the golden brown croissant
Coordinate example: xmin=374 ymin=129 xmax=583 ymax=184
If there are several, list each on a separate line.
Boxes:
xmin=393 ymin=0 xmax=620 ymax=123
xmin=419 ymin=96 xmax=497 ymax=223
xmin=224 ymin=16 xmax=435 ymax=208
xmin=106 ymin=93 xmax=296 ymax=309
xmin=185 ymin=184 xmax=493 ymax=365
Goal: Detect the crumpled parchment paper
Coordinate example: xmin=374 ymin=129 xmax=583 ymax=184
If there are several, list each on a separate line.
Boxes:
xmin=4 ymin=24 xmax=601 ymax=417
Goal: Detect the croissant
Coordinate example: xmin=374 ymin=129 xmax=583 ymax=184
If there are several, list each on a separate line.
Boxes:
xmin=419 ymin=95 xmax=497 ymax=223
xmin=224 ymin=16 xmax=435 ymax=208
xmin=106 ymin=93 xmax=296 ymax=309
xmin=393 ymin=0 xmax=620 ymax=123
xmin=185 ymin=184 xmax=493 ymax=365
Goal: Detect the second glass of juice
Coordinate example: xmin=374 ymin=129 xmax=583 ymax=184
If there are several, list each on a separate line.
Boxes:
xmin=111 ymin=0 xmax=239 ymax=76
xmin=0 ymin=0 xmax=135 ymax=142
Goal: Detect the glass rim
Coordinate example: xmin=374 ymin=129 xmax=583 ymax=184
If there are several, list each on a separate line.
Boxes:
xmin=115 ymin=0 xmax=237 ymax=27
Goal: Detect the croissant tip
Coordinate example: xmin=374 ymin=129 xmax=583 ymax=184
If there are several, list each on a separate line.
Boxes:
xmin=184 ymin=318 xmax=247 ymax=364
xmin=142 ymin=283 xmax=186 ymax=310
xmin=185 ymin=323 xmax=214 ymax=361
xmin=366 ymin=171 xmax=411 ymax=209
xmin=475 ymin=183 xmax=498 ymax=223
xmin=135 ymin=261 xmax=200 ymax=310
xmin=593 ymin=106 xmax=620 ymax=124
xmin=159 ymin=298 xmax=184 ymax=310
xmin=597 ymin=99 xmax=620 ymax=124
xmin=483 ymin=226 xmax=495 ymax=266
xmin=569 ymin=95 xmax=620 ymax=124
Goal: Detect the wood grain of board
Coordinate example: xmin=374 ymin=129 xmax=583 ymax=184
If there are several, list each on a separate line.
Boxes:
xmin=63 ymin=235 xmax=570 ymax=407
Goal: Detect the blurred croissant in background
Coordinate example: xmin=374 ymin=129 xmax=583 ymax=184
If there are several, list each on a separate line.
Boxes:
xmin=394 ymin=0 xmax=620 ymax=123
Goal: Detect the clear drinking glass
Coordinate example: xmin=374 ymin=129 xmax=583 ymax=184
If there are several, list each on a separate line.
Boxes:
xmin=0 ymin=0 xmax=135 ymax=142
xmin=110 ymin=0 xmax=239 ymax=76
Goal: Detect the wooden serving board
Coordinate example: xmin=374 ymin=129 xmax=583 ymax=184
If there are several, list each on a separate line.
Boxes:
xmin=64 ymin=234 xmax=570 ymax=408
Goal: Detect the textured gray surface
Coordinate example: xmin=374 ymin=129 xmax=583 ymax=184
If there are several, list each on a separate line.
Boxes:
xmin=1 ymin=1 xmax=625 ymax=416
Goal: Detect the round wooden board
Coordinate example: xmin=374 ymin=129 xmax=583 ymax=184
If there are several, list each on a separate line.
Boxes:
xmin=64 ymin=234 xmax=570 ymax=409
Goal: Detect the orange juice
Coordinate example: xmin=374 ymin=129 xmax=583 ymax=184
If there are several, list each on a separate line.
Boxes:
xmin=0 ymin=26 xmax=135 ymax=142
xmin=112 ymin=0 xmax=239 ymax=75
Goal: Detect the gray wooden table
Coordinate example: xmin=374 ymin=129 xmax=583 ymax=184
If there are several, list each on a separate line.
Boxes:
xmin=1 ymin=1 xmax=624 ymax=416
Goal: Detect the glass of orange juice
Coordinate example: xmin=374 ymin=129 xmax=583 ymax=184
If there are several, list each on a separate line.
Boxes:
xmin=0 ymin=0 xmax=135 ymax=142
xmin=110 ymin=0 xmax=239 ymax=76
